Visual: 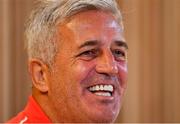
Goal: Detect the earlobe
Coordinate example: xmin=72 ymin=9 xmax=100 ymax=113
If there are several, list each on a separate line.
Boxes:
xmin=29 ymin=59 xmax=49 ymax=93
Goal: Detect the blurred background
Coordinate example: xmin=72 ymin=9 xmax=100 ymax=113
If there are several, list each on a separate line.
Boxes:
xmin=0 ymin=0 xmax=180 ymax=123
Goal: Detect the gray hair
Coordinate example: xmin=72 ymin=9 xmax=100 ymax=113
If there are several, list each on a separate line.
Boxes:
xmin=25 ymin=0 xmax=123 ymax=66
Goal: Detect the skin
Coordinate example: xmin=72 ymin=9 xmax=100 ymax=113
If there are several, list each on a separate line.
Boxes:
xmin=29 ymin=10 xmax=128 ymax=123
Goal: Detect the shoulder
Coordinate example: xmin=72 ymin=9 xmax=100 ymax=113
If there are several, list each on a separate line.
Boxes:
xmin=7 ymin=111 xmax=28 ymax=123
xmin=6 ymin=96 xmax=51 ymax=123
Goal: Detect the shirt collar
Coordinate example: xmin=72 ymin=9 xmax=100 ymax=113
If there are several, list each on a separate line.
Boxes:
xmin=24 ymin=95 xmax=51 ymax=123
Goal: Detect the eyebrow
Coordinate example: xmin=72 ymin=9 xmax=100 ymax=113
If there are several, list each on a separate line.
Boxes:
xmin=78 ymin=40 xmax=99 ymax=49
xmin=78 ymin=40 xmax=129 ymax=49
xmin=114 ymin=40 xmax=129 ymax=49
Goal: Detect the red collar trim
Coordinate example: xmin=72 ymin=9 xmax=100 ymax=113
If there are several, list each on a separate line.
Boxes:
xmin=24 ymin=96 xmax=51 ymax=123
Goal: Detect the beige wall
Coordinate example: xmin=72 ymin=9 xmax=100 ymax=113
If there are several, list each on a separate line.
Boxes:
xmin=0 ymin=0 xmax=180 ymax=122
xmin=0 ymin=0 xmax=33 ymax=122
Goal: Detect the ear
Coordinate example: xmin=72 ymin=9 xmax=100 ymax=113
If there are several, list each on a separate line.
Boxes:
xmin=28 ymin=59 xmax=50 ymax=93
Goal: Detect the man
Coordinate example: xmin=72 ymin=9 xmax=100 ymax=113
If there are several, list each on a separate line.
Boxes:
xmin=8 ymin=0 xmax=128 ymax=123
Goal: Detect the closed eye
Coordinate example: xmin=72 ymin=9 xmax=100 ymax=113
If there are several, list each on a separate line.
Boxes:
xmin=112 ymin=49 xmax=126 ymax=61
xmin=78 ymin=49 xmax=99 ymax=61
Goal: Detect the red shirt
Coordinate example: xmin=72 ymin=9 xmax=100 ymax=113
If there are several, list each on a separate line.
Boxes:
xmin=7 ymin=96 xmax=51 ymax=123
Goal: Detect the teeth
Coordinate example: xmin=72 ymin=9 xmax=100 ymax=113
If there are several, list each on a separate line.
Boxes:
xmin=89 ymin=85 xmax=114 ymax=92
xmin=96 ymin=85 xmax=100 ymax=91
xmin=94 ymin=92 xmax=111 ymax=97
xmin=100 ymin=85 xmax=103 ymax=90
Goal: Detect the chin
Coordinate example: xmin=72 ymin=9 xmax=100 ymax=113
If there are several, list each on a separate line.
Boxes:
xmin=90 ymin=113 xmax=118 ymax=123
xmin=85 ymin=107 xmax=120 ymax=123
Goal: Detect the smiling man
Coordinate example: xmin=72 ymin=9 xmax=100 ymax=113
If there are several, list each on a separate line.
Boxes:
xmin=8 ymin=0 xmax=128 ymax=123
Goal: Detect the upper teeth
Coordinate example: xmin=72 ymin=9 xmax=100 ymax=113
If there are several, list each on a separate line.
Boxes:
xmin=89 ymin=85 xmax=114 ymax=92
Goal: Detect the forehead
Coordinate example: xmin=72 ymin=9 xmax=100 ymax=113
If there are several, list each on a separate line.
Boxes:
xmin=66 ymin=10 xmax=123 ymax=32
xmin=58 ymin=10 xmax=125 ymax=47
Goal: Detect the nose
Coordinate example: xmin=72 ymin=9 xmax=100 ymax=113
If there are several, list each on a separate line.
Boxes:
xmin=95 ymin=50 xmax=118 ymax=76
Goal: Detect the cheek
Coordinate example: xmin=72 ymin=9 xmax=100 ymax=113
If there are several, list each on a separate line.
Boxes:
xmin=72 ymin=61 xmax=95 ymax=83
xmin=118 ymin=62 xmax=128 ymax=88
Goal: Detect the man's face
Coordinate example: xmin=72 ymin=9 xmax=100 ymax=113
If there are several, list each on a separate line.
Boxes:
xmin=48 ymin=10 xmax=128 ymax=122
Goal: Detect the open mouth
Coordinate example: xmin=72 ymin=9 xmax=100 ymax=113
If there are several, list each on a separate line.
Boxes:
xmin=88 ymin=84 xmax=114 ymax=97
